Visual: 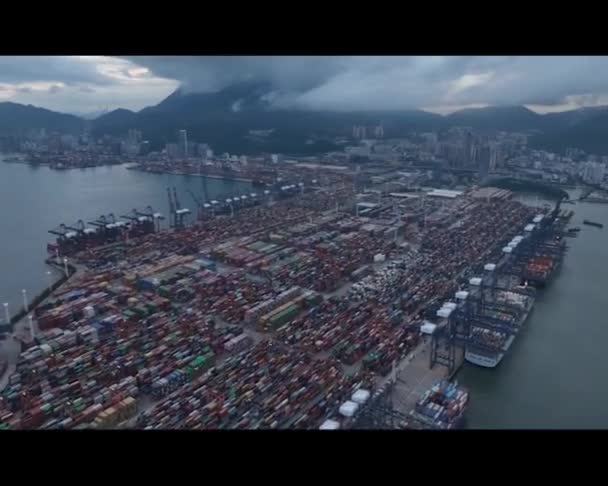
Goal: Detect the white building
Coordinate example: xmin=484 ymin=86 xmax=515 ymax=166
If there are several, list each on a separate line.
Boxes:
xmin=580 ymin=161 xmax=606 ymax=185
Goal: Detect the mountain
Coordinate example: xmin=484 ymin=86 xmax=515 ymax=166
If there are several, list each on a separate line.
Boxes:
xmin=87 ymin=87 xmax=608 ymax=155
xmin=141 ymin=81 xmax=274 ymax=117
xmin=529 ymin=108 xmax=608 ymax=155
xmin=4 ymin=86 xmax=608 ymax=155
xmin=89 ymin=82 xmax=447 ymax=154
xmin=94 ymin=108 xmax=137 ymax=130
xmin=445 ymin=106 xmax=542 ymax=132
xmin=0 ymin=102 xmax=83 ymax=134
xmin=69 ymin=109 xmax=111 ymax=120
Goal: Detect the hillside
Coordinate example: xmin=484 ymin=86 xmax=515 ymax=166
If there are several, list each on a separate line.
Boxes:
xmin=0 ymin=102 xmax=83 ymax=134
xmin=4 ymin=85 xmax=608 ymax=155
xmin=445 ymin=106 xmax=542 ymax=132
xmin=529 ymin=109 xmax=608 ymax=155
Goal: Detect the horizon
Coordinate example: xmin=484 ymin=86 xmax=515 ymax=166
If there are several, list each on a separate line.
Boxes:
xmin=1 ymin=56 xmax=608 ymax=115
xmin=4 ymin=98 xmax=603 ymax=120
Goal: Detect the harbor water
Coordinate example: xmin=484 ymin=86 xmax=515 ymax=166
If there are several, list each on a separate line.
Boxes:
xmin=459 ymin=193 xmax=608 ymax=428
xmin=0 ymin=157 xmax=251 ymax=314
xmin=1 ymin=156 xmax=607 ymax=428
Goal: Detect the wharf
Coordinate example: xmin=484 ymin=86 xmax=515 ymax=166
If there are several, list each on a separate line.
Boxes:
xmin=1 ymin=185 xmax=549 ymax=429
xmin=127 ymin=165 xmax=257 ymax=184
xmin=373 ymin=337 xmax=464 ymax=418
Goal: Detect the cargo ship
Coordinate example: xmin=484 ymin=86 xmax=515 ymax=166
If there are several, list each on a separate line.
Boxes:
xmin=583 ymin=220 xmax=603 ymax=228
xmin=465 ymin=289 xmax=535 ymax=368
xmin=409 ymin=380 xmax=469 ymax=430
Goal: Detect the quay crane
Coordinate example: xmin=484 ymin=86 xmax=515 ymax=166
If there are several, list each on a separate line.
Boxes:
xmin=135 ymin=206 xmax=164 ymax=232
xmin=187 ymin=189 xmax=205 ymax=222
xmin=167 ymin=187 xmax=190 ymax=229
xmin=121 ymin=207 xmax=161 ymax=234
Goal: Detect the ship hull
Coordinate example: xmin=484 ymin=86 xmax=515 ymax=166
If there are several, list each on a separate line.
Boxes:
xmin=465 ymin=303 xmax=532 ymax=368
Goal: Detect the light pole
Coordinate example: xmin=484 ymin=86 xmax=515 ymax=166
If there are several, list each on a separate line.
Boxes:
xmin=46 ymin=270 xmax=53 ymax=292
xmin=55 ymin=249 xmax=61 ymax=265
xmin=22 ymin=289 xmax=29 ymax=314
xmin=63 ymin=257 xmax=69 ymax=277
xmin=3 ymin=303 xmax=9 ymax=325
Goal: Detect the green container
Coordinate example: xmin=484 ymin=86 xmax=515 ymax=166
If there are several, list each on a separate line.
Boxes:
xmin=191 ymin=356 xmax=206 ymax=369
xmin=158 ymin=286 xmax=171 ymax=298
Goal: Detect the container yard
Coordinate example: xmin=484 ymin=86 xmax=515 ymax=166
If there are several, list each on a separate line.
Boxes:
xmin=0 ymin=181 xmax=570 ymax=429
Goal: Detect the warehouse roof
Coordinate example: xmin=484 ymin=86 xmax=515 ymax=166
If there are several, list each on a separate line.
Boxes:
xmin=426 ymin=189 xmax=463 ymax=199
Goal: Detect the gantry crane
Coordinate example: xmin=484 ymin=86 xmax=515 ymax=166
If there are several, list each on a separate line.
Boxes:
xmin=167 ymin=187 xmax=190 ymax=229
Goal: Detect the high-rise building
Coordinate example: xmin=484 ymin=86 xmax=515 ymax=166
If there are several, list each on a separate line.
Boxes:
xmin=374 ymin=125 xmax=384 ymax=138
xmin=165 ymin=143 xmax=180 ymax=158
xmin=580 ymin=161 xmax=606 ymax=185
xmin=489 ymin=142 xmax=503 ymax=171
xmin=478 ymin=145 xmax=491 ymax=181
xmin=197 ymin=143 xmax=210 ymax=158
xmin=178 ymin=129 xmax=188 ymax=157
xmin=128 ymin=129 xmax=142 ymax=145
xmin=48 ymin=133 xmax=62 ymax=153
xmin=112 ymin=142 xmax=123 ymax=156
xmin=139 ymin=141 xmax=151 ymax=156
xmin=463 ymin=131 xmax=473 ymax=166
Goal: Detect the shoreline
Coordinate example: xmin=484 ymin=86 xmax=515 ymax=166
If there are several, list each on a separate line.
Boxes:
xmin=127 ymin=165 xmax=258 ymax=184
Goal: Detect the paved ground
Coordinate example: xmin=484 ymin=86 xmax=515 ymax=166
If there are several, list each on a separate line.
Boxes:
xmin=372 ymin=336 xmax=464 ymax=418
xmin=0 ymin=262 xmax=76 ymax=391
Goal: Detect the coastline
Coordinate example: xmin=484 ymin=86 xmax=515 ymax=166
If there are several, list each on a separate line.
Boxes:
xmin=127 ymin=165 xmax=257 ymax=184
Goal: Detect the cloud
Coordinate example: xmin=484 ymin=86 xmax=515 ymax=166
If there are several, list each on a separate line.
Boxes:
xmin=2 ymin=56 xmax=608 ymax=115
xmin=0 ymin=57 xmax=111 ymax=86
xmin=0 ymin=56 xmax=178 ymax=113
xmin=128 ymin=56 xmax=608 ymax=113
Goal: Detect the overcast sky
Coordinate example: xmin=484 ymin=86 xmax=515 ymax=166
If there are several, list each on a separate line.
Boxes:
xmin=1 ymin=56 xmax=607 ymax=115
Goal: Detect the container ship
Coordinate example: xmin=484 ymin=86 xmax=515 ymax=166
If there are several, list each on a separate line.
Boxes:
xmin=521 ymin=254 xmax=562 ymax=288
xmin=409 ymin=380 xmax=469 ymax=430
xmin=465 ymin=289 xmax=535 ymax=368
xmin=583 ymin=220 xmax=603 ymax=228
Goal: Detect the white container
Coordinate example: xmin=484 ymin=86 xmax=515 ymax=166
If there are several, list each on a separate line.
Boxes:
xmin=436 ymin=308 xmax=453 ymax=318
xmin=524 ymin=224 xmax=535 ymax=232
xmin=339 ymin=401 xmax=359 ymax=418
xmin=502 ymin=246 xmax=512 ymax=253
xmin=484 ymin=263 xmax=496 ymax=271
xmin=469 ymin=277 xmax=482 ymax=286
xmin=319 ymin=419 xmax=341 ymax=430
xmin=84 ymin=306 xmax=96 ymax=319
xmin=444 ymin=302 xmax=457 ymax=310
xmin=352 ymin=389 xmax=371 ymax=405
xmin=40 ymin=344 xmax=53 ymax=356
xmin=374 ymin=253 xmax=386 ymax=263
xmin=421 ymin=322 xmax=437 ymax=335
xmin=455 ymin=291 xmax=469 ymax=300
